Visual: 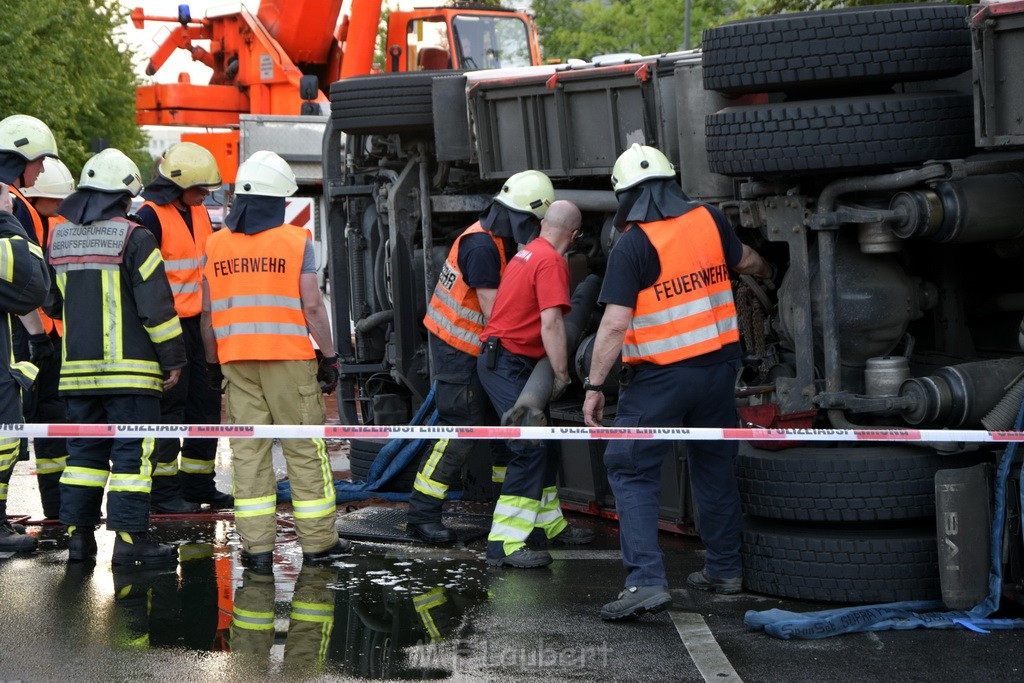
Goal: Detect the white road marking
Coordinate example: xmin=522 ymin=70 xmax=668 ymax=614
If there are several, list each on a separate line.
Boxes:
xmin=547 ymin=549 xmax=622 ymax=560
xmin=670 ymin=611 xmax=743 ymax=682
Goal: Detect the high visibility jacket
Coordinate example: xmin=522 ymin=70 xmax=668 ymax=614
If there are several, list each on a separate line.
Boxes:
xmin=621 ymin=209 xmax=738 ymax=365
xmin=48 ymin=217 xmax=186 ymax=396
xmin=422 ymin=222 xmax=508 ymax=356
xmin=0 ymin=211 xmax=51 ymax=391
xmin=203 ymin=223 xmax=315 ymax=363
xmin=142 ymin=201 xmax=213 ymax=318
xmin=10 ymin=186 xmax=61 ymax=336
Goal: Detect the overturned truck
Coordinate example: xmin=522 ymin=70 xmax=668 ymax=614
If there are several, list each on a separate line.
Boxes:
xmin=324 ymin=3 xmax=1024 ymax=605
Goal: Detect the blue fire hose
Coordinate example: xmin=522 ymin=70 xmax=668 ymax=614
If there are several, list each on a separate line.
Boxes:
xmin=745 ymin=400 xmax=1024 ymax=639
xmin=278 ymin=383 xmax=461 ymax=503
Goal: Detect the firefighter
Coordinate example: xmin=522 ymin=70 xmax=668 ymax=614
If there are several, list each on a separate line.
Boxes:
xmin=408 ymin=170 xmax=553 ymax=544
xmin=478 ymin=200 xmax=594 ymax=568
xmin=582 ymin=144 xmax=773 ymax=620
xmin=50 ymin=148 xmax=186 ymax=566
xmin=0 ymin=117 xmax=53 ymax=551
xmin=20 ymin=157 xmax=75 ymax=520
xmin=200 ymin=151 xmax=348 ymax=572
xmin=136 ymin=142 xmax=232 ymax=513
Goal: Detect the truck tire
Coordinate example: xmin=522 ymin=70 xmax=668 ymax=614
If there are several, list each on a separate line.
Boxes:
xmin=329 ymin=73 xmax=437 ymax=135
xmin=706 ymin=92 xmax=975 ymax=176
xmin=702 ymin=4 xmax=971 ymax=95
xmin=348 ymin=438 xmax=418 ymax=493
xmin=737 ymin=444 xmax=983 ymax=523
xmin=742 ymin=519 xmax=941 ymax=603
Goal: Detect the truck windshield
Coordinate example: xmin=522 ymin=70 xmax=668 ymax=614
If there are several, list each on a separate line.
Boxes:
xmin=452 ymin=15 xmax=531 ymax=70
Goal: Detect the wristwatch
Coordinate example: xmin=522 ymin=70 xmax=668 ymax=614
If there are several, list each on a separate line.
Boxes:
xmin=582 ymin=377 xmax=603 ymax=392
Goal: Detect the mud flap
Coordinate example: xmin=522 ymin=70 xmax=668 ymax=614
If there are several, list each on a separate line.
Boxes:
xmin=935 ymin=463 xmax=993 ymax=610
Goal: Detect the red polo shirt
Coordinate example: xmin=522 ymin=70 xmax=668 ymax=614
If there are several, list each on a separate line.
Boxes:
xmin=481 ymin=236 xmax=571 ymax=359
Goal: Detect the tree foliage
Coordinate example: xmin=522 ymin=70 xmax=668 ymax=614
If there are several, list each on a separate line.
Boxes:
xmin=533 ymin=0 xmax=974 ymax=63
xmin=0 ymin=0 xmax=148 ymax=178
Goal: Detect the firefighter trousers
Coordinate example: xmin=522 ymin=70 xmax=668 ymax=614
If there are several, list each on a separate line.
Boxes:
xmin=604 ymin=360 xmax=743 ymax=587
xmin=408 ymin=372 xmax=511 ymax=525
xmin=477 ymin=348 xmax=567 ymax=558
xmin=0 ymin=371 xmax=24 ymax=523
xmin=25 ymin=343 xmax=66 ymax=519
xmin=223 ymin=360 xmax=339 ymax=555
xmin=230 ymin=565 xmax=336 ymax=674
xmin=60 ymin=394 xmax=161 ymax=532
xmin=154 ymin=316 xmax=222 ymax=503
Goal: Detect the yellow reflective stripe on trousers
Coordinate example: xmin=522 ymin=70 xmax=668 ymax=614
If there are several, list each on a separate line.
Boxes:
xmin=61 ymin=466 xmax=109 ymax=488
xmin=291 ymin=600 xmax=335 ymax=624
xmin=491 ymin=465 xmax=507 ymax=484
xmin=0 ymin=483 xmax=7 ymax=501
xmin=235 ymin=494 xmax=278 ymax=518
xmin=109 ymin=472 xmax=153 ymax=493
xmin=292 ymin=495 xmax=337 ymax=519
xmin=536 ymin=486 xmax=567 ymax=535
xmin=413 ymin=587 xmax=448 ymax=643
xmin=179 ymin=456 xmax=214 ymax=474
xmin=414 ymin=439 xmax=449 ymax=499
xmin=153 ymin=460 xmax=178 ymax=477
xmin=233 ymin=607 xmax=275 ymax=631
xmin=179 ymin=543 xmax=214 ymax=562
xmin=0 ymin=438 xmax=20 ymax=471
xmin=489 ymin=495 xmax=540 ymax=543
xmin=36 ymin=455 xmax=68 ymax=475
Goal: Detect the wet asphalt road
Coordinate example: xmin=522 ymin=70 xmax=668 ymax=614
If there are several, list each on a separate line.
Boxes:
xmin=2 ymin=456 xmax=1023 ymax=682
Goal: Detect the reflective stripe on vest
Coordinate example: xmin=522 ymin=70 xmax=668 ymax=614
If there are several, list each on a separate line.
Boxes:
xmin=422 ymin=222 xmax=508 ymax=357
xmin=621 ymin=209 xmax=738 ymax=365
xmin=143 ymin=201 xmax=213 ymax=318
xmin=204 ymin=223 xmax=315 ymax=362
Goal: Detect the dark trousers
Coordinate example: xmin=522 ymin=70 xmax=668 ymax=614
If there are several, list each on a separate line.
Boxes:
xmin=60 ymin=394 xmax=162 ymax=531
xmin=603 ymin=360 xmax=742 ymax=587
xmin=0 ymin=368 xmax=23 ymax=522
xmin=153 ymin=316 xmax=221 ymax=503
xmin=408 ymin=338 xmax=511 ymax=525
xmin=478 ymin=347 xmax=562 ymax=557
xmin=25 ymin=337 xmax=66 ymax=519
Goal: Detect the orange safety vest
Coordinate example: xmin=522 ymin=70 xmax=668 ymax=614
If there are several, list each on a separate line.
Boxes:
xmin=10 ymin=186 xmax=61 ymax=336
xmin=621 ymin=208 xmax=738 ymax=365
xmin=203 ymin=223 xmax=315 ymax=363
xmin=143 ymin=201 xmax=213 ymax=318
xmin=422 ymin=222 xmax=509 ymax=357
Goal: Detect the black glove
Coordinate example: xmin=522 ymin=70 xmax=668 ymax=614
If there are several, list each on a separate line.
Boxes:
xmin=28 ymin=333 xmax=54 ymax=368
xmin=317 ymin=354 xmax=340 ymax=394
xmin=207 ymin=362 xmax=225 ymax=392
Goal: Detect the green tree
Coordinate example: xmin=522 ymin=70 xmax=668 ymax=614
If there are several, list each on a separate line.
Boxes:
xmin=0 ymin=0 xmax=148 ymax=178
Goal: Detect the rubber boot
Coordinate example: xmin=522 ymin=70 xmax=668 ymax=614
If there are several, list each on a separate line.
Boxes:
xmin=150 ymin=470 xmax=200 ymax=515
xmin=112 ymin=531 xmax=178 ymax=567
xmin=0 ymin=521 xmax=38 ymax=552
xmin=67 ymin=525 xmax=98 ymax=561
xmin=180 ymin=472 xmax=233 ymax=509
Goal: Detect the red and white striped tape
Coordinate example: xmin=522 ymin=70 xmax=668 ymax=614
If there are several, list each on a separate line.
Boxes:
xmin=1 ymin=423 xmax=1023 ymax=443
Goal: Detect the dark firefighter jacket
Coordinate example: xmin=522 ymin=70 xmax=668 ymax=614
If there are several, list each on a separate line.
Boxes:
xmin=47 ymin=216 xmax=186 ymax=396
xmin=0 ymin=209 xmax=50 ymax=391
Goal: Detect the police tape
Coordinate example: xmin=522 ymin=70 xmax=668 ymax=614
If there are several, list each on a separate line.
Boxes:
xmin=1 ymin=423 xmax=1024 ymax=443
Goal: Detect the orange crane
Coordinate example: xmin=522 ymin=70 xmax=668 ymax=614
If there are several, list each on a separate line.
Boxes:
xmin=133 ymin=1 xmax=543 ymax=179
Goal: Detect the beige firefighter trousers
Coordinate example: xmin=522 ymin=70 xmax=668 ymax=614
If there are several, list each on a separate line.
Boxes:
xmin=223 ymin=359 xmax=339 ymax=554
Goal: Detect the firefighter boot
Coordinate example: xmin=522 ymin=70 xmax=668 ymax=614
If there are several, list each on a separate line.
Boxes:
xmin=67 ymin=525 xmax=98 ymax=561
xmin=0 ymin=521 xmax=38 ymax=552
xmin=112 ymin=531 xmax=178 ymax=567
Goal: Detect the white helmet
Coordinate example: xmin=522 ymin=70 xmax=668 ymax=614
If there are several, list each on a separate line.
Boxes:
xmin=21 ymin=157 xmax=75 ymax=199
xmin=610 ymin=143 xmax=676 ymax=193
xmin=79 ymin=148 xmax=144 ymax=197
xmin=235 ymin=150 xmax=297 ymax=197
xmin=494 ymin=170 xmax=554 ymax=218
xmin=159 ymin=142 xmax=222 ymax=190
xmin=0 ymin=114 xmax=58 ymax=161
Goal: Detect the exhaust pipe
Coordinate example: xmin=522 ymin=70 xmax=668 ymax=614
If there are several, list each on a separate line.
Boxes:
xmin=502 ymin=275 xmax=602 ymax=427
